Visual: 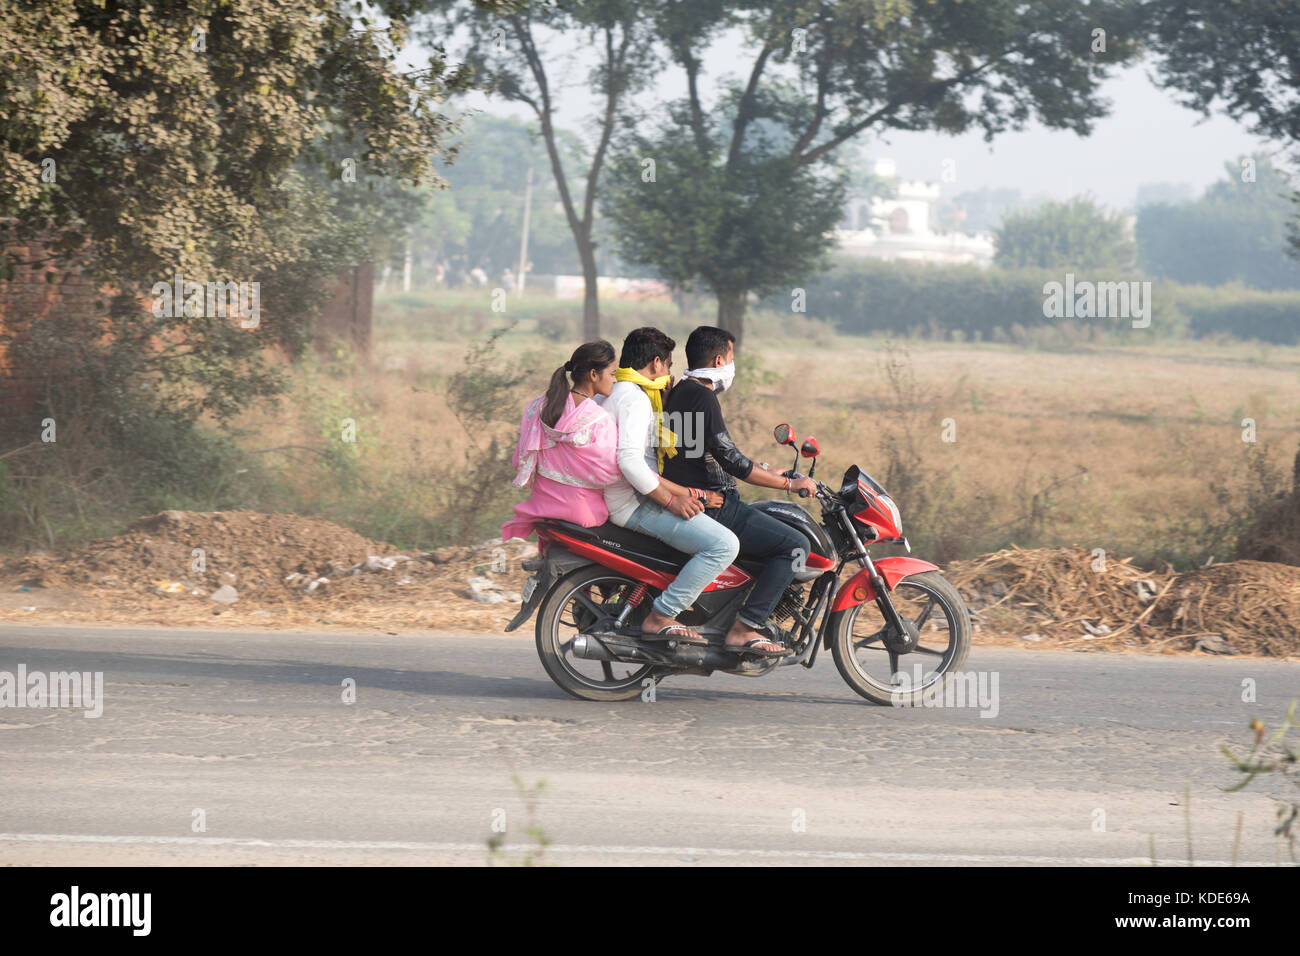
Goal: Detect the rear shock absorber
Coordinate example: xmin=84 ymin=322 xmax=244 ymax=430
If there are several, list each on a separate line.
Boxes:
xmin=615 ymin=582 xmax=648 ymax=626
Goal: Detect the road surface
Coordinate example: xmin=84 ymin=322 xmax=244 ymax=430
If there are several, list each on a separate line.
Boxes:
xmin=1 ymin=624 xmax=1296 ymax=866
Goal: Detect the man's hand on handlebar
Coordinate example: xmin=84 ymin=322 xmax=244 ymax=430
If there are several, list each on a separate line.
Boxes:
xmin=790 ymin=476 xmax=818 ymax=498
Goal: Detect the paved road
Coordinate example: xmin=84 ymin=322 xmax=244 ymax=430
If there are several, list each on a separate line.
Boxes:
xmin=1 ymin=625 xmax=1296 ymax=866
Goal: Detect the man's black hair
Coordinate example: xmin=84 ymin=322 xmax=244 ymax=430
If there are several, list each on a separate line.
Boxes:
xmin=685 ymin=326 xmax=735 ymax=369
xmin=619 ymin=327 xmax=676 ymax=370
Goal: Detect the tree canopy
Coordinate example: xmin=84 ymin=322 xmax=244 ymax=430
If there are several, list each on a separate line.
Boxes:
xmin=603 ymin=0 xmax=1146 ymax=342
xmin=0 ymin=0 xmax=463 ymax=424
xmin=995 ymin=196 xmax=1135 ymax=271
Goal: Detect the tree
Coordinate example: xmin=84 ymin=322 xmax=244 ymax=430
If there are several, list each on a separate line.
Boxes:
xmin=994 ymin=196 xmax=1135 ymax=270
xmin=603 ymin=0 xmax=1145 ymax=343
xmin=1149 ymin=0 xmax=1300 ymax=143
xmin=411 ymin=0 xmax=660 ymax=338
xmin=0 ymin=0 xmax=463 ymax=427
xmin=408 ymin=114 xmax=585 ymax=280
xmin=1147 ymin=1 xmax=1300 ymax=263
xmin=604 ymin=92 xmax=849 ymax=341
xmin=1137 ymin=154 xmax=1300 ymax=290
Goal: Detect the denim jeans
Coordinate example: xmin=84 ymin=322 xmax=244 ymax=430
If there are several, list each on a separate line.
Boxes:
xmin=624 ymin=500 xmax=740 ymax=620
xmin=707 ymin=489 xmax=808 ymax=630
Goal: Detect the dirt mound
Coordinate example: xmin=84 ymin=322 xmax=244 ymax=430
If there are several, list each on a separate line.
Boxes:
xmin=0 ymin=510 xmax=536 ymax=632
xmin=1238 ymin=447 xmax=1300 ymax=566
xmin=2 ymin=510 xmax=400 ymax=594
xmin=947 ymin=546 xmax=1300 ymax=656
xmin=2 ymin=512 xmax=1296 ymax=654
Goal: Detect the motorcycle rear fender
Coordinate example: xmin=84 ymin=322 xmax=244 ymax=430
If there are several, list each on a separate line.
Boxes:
xmin=503 ymin=545 xmax=593 ymax=632
xmin=830 ymin=556 xmax=939 ymax=612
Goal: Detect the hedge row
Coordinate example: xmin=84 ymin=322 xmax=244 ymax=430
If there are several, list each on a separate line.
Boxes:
xmin=1182 ymin=293 xmax=1300 ymax=345
xmin=774 ymin=258 xmax=1300 ymax=343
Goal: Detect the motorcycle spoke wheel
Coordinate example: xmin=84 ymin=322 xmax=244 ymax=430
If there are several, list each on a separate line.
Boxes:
xmin=538 ymin=571 xmax=657 ymax=699
xmin=842 ymin=576 xmax=965 ymax=698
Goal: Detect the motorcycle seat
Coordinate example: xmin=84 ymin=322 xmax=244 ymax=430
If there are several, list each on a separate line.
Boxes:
xmin=536 ymin=518 xmax=692 ymax=567
xmin=535 ymin=517 xmax=769 ymax=577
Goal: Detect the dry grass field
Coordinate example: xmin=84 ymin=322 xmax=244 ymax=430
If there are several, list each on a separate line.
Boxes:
xmin=231 ymin=289 xmax=1299 ymax=570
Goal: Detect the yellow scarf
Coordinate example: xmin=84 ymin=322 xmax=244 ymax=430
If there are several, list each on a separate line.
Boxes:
xmin=616 ymin=367 xmax=678 ymax=470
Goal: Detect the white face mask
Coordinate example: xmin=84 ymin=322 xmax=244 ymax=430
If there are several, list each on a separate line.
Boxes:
xmin=687 ymin=361 xmax=735 ymax=394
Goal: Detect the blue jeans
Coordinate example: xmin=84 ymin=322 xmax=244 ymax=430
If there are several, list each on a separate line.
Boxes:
xmin=624 ymin=501 xmax=740 ymax=620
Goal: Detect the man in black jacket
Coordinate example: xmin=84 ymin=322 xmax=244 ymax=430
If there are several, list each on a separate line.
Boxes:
xmin=661 ymin=326 xmax=818 ymax=656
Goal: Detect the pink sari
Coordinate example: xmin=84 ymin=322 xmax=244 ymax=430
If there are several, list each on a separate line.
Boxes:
xmin=500 ymin=393 xmax=621 ymax=541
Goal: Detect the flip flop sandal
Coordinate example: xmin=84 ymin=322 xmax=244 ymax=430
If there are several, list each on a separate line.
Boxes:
xmin=724 ymin=638 xmax=791 ymax=658
xmin=641 ymin=624 xmax=708 ymax=646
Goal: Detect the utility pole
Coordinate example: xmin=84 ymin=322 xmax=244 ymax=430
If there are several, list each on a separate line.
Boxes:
xmin=517 ymin=165 xmax=533 ymax=296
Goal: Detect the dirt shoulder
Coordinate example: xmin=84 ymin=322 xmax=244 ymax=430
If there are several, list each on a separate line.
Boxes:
xmin=1 ymin=510 xmax=1296 ymax=659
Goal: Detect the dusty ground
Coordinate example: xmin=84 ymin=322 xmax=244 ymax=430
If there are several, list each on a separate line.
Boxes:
xmin=0 ymin=510 xmax=1296 ymax=658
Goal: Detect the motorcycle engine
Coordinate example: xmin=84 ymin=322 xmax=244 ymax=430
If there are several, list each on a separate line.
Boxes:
xmin=770 ymin=584 xmax=806 ymax=625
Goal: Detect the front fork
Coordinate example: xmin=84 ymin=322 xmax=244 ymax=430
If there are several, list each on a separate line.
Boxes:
xmin=841 ymin=509 xmax=917 ymax=654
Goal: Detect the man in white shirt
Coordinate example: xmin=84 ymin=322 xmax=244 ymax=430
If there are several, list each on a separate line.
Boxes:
xmin=596 ymin=328 xmax=739 ymax=644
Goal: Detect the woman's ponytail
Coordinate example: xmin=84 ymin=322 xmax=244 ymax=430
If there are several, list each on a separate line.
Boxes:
xmin=540 ymin=364 xmax=571 ymax=428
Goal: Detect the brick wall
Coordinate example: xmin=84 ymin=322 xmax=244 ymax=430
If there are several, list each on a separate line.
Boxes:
xmin=0 ymin=238 xmax=374 ymax=423
xmin=0 ymin=240 xmax=102 ymax=423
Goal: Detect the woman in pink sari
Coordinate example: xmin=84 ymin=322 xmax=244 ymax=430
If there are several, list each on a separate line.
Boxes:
xmin=501 ymin=340 xmax=621 ymax=541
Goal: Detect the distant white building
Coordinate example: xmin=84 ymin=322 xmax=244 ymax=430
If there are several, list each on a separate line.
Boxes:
xmin=836 ymin=158 xmax=995 ymax=267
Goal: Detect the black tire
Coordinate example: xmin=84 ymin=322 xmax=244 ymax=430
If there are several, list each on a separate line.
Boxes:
xmin=829 ymin=570 xmax=971 ymax=706
xmin=535 ymin=565 xmax=664 ymax=702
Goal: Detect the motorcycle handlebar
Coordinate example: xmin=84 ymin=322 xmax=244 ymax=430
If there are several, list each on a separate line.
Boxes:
xmin=783 ymin=470 xmax=832 ymax=500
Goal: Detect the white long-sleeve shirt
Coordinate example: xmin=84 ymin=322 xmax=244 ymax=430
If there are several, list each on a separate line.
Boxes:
xmin=595 ymin=380 xmax=661 ymax=526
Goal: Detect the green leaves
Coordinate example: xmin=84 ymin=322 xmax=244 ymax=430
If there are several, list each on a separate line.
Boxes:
xmin=995 ymin=197 xmax=1136 ymax=271
xmin=0 ymin=0 xmax=459 ymax=438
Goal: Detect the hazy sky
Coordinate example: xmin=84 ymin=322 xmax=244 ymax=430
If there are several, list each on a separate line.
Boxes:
xmin=426 ymin=26 xmax=1280 ymax=211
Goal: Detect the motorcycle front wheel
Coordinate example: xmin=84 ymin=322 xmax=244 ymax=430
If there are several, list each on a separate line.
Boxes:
xmin=829 ymin=570 xmax=971 ymax=706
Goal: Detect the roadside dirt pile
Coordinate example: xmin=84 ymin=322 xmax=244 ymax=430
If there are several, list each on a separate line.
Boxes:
xmin=2 ymin=511 xmax=1296 ymax=655
xmin=0 ymin=510 xmax=535 ymax=632
xmin=947 ymin=546 xmax=1300 ymax=656
xmin=4 ymin=510 xmax=400 ymax=593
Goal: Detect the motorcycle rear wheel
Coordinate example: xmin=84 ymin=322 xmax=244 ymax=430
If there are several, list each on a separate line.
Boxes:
xmin=829 ymin=570 xmax=971 ymax=706
xmin=535 ymin=565 xmax=664 ymax=702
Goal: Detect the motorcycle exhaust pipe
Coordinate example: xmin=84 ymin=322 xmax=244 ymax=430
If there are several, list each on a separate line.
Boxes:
xmin=572 ymin=633 xmax=761 ymax=673
xmin=571 ymin=634 xmax=612 ymax=661
xmin=572 ymin=633 xmax=731 ymax=669
xmin=571 ymin=633 xmax=666 ymax=665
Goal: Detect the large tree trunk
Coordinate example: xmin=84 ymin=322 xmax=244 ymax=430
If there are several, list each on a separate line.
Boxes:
xmin=716 ymin=289 xmax=747 ymax=348
xmin=578 ymin=239 xmax=600 ymax=341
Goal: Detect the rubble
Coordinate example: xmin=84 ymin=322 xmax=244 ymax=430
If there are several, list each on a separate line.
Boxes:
xmin=209 ymin=585 xmax=238 ymax=605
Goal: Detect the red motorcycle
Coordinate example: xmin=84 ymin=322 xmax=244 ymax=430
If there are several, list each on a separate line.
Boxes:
xmin=506 ymin=423 xmax=971 ymax=704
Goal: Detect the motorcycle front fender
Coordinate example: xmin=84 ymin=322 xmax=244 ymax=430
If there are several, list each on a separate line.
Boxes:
xmin=829 ymin=556 xmax=939 ymax=613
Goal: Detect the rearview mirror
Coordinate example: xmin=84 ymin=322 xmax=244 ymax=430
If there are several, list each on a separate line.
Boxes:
xmin=773 ymin=423 xmax=797 ymax=446
xmin=800 ymin=437 xmax=820 ymax=458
